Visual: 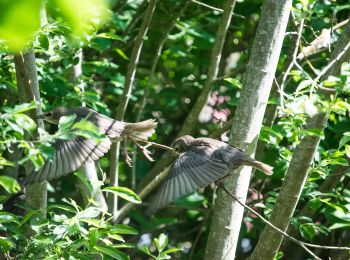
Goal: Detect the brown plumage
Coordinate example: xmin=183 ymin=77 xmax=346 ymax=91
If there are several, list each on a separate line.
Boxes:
xmin=24 ymin=107 xmax=157 ymax=184
xmin=148 ymin=135 xmax=273 ymax=214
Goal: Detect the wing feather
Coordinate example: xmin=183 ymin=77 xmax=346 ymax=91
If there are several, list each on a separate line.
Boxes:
xmin=148 ymin=151 xmax=230 ymax=214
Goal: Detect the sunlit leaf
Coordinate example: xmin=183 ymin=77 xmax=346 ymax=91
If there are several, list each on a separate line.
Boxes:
xmin=94 ymin=245 xmax=129 ymax=260
xmin=0 ymin=176 xmax=21 ymax=193
xmin=102 ymin=186 xmax=142 ymax=204
xmin=0 ymin=0 xmax=41 ymax=52
xmin=54 ymin=0 xmax=110 ymax=37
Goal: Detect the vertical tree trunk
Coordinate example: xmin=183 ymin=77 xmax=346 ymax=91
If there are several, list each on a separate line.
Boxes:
xmin=249 ymin=21 xmax=350 ymax=260
xmin=14 ymin=51 xmax=47 ymax=213
xmin=108 ymin=0 xmax=157 ymax=221
xmin=67 ymin=50 xmax=107 ymax=211
xmin=204 ymin=1 xmax=292 ymax=259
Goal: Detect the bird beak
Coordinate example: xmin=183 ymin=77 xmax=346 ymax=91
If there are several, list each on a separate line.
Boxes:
xmin=170 ymin=149 xmax=177 ymax=158
xmin=36 ymin=113 xmax=46 ymax=119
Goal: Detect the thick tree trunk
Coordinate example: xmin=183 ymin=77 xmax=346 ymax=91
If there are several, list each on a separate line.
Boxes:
xmin=249 ymin=21 xmax=350 ymax=260
xmin=204 ymin=1 xmax=292 ymax=259
xmin=14 ymin=51 xmax=47 ymax=213
xmin=68 ymin=50 xmax=107 ymax=211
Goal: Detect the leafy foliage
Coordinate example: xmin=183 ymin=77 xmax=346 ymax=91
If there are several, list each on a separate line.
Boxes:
xmin=0 ymin=0 xmax=350 ymax=259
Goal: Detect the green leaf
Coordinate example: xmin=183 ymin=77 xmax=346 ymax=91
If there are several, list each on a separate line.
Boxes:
xmin=0 ymin=157 xmax=15 ymax=167
xmin=223 ymin=78 xmax=242 ymax=89
xmin=9 ymin=101 xmax=37 ymax=114
xmin=0 ymin=212 xmax=20 ymax=224
xmin=13 ymin=113 xmax=36 ymax=133
xmin=0 ymin=0 xmax=41 ymax=51
xmin=329 ymin=222 xmax=350 ymax=230
xmin=94 ymin=245 xmax=129 ymax=260
xmin=77 ymin=207 xmax=101 ymax=219
xmin=0 ymin=176 xmax=21 ymax=193
xmin=162 ymin=247 xmax=181 ymax=255
xmin=38 ymin=33 xmax=49 ymax=50
xmin=58 ymin=114 xmax=77 ymax=130
xmin=339 ymin=132 xmax=350 ymax=148
xmin=154 ymin=233 xmax=168 ymax=253
xmin=110 ymin=224 xmax=138 ymax=235
xmin=102 ymin=186 xmax=142 ymax=204
xmin=47 ymin=203 xmax=77 ymax=213
xmin=299 ymin=224 xmax=315 ymax=241
xmin=97 ymin=32 xmax=124 ymax=41
xmin=0 ymin=237 xmax=15 ymax=252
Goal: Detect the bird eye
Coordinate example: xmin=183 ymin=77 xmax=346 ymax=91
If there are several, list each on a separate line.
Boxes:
xmin=174 ymin=147 xmax=179 ymax=152
xmin=46 ymin=112 xmax=52 ymax=117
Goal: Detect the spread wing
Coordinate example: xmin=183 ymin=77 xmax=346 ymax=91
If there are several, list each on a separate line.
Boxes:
xmin=148 ymin=151 xmax=229 ymax=214
xmin=24 ymin=136 xmax=111 ymax=184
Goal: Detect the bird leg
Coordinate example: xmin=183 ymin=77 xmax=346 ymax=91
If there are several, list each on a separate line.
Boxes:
xmin=133 ymin=140 xmax=155 ymax=162
xmin=123 ymin=137 xmax=133 ymax=167
xmin=215 ymin=173 xmax=232 ymax=186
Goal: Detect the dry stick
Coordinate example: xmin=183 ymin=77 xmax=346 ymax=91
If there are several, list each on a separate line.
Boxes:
xmin=108 ymin=0 xmax=157 ymax=220
xmin=219 ymin=183 xmax=350 ymax=252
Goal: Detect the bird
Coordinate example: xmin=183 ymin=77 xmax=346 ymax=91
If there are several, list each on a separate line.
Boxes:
xmin=24 ymin=107 xmax=157 ymax=184
xmin=147 ymin=135 xmax=273 ymax=214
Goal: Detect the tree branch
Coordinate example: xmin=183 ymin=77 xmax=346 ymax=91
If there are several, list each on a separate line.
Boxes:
xmin=108 ymin=0 xmax=157 ymax=221
xmin=219 ymin=183 xmax=350 ymax=260
xmin=205 ymin=1 xmax=292 ymax=259
xmin=249 ymin=20 xmax=350 ymax=260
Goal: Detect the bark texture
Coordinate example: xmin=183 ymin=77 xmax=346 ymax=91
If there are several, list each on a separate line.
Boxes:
xmin=249 ymin=21 xmax=350 ymax=260
xmin=14 ymin=51 xmax=47 ymax=213
xmin=204 ymin=1 xmax=292 ymax=259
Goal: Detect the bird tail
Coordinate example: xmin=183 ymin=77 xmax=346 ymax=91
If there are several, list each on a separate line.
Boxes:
xmin=242 ymin=156 xmax=273 ymax=175
xmin=124 ymin=119 xmax=157 ymax=140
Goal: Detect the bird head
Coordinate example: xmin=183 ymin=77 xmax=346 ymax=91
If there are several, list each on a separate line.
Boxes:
xmin=37 ymin=107 xmax=71 ymax=124
xmin=173 ymin=135 xmax=195 ymax=153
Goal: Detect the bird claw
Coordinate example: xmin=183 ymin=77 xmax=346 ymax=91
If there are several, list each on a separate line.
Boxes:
xmin=134 ymin=142 xmax=155 ymax=162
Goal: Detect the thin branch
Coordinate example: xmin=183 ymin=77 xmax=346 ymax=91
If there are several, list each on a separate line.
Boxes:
xmin=279 ymin=17 xmax=305 ymax=108
xmin=219 ymin=183 xmax=344 ymax=260
xmin=314 ymin=40 xmax=350 ymax=83
xmin=108 ymin=0 xmax=157 ymax=220
xmin=131 ymin=1 xmax=189 ymax=189
xmin=191 ymin=0 xmax=244 ymax=19
xmin=139 ymin=0 xmax=238 ymax=191
xmin=219 ymin=183 xmax=350 ymax=252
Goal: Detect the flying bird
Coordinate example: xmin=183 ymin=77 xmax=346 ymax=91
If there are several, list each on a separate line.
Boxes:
xmin=24 ymin=107 xmax=157 ymax=184
xmin=148 ymin=135 xmax=273 ymax=214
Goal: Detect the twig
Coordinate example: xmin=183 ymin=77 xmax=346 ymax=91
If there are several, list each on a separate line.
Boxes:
xmin=314 ymin=40 xmax=350 ymax=83
xmin=219 ymin=182 xmax=350 ymax=252
xmin=108 ymin=0 xmax=158 ymax=220
xmin=191 ymin=0 xmax=244 ymax=19
xmin=139 ymin=140 xmax=173 ymax=152
xmin=218 ymin=183 xmax=314 ymax=260
xmin=138 ymin=0 xmax=238 ymax=191
xmin=131 ymin=1 xmax=189 ymax=189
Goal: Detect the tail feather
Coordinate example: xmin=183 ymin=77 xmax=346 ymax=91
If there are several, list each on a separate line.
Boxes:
xmin=243 ymin=157 xmax=273 ymax=176
xmin=124 ymin=119 xmax=157 ymax=140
